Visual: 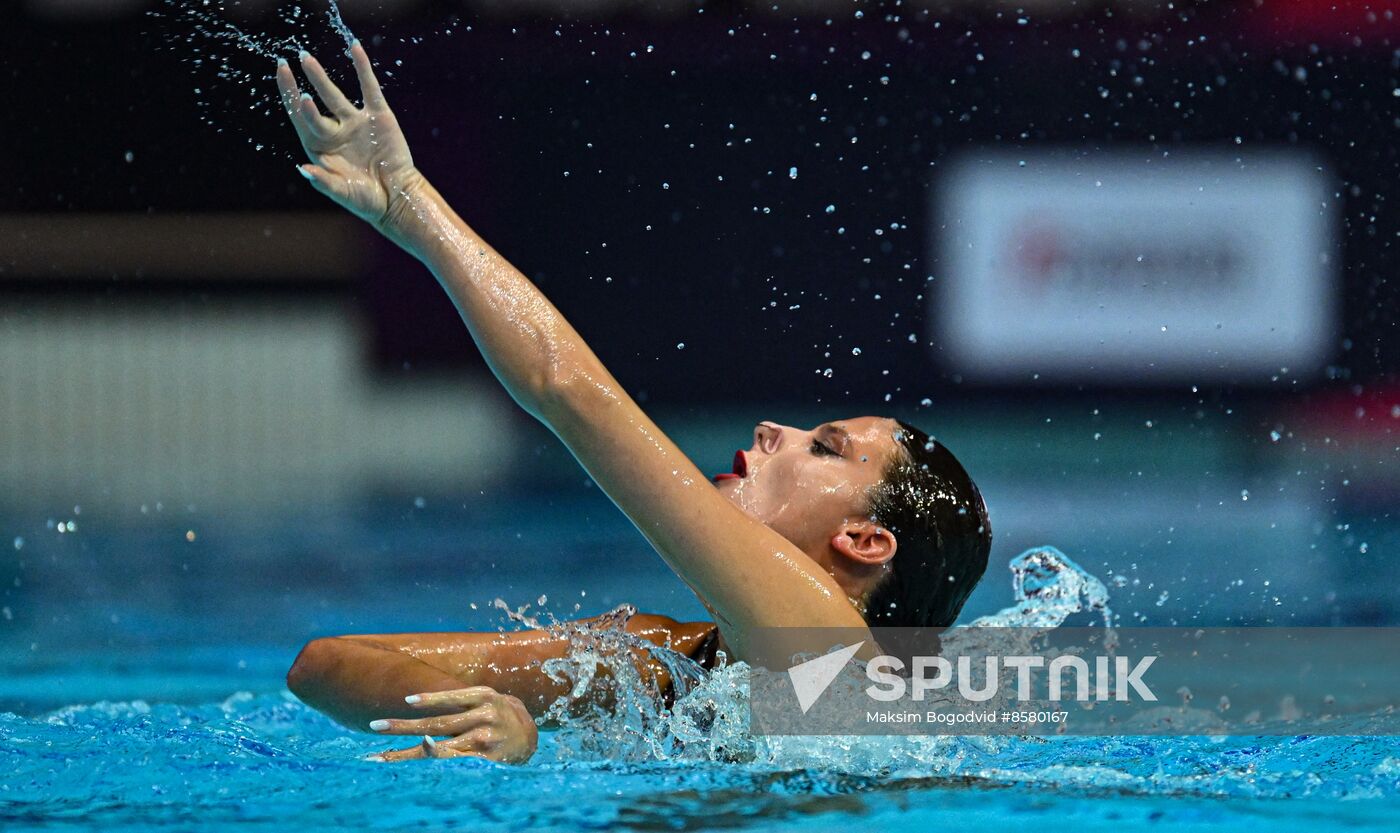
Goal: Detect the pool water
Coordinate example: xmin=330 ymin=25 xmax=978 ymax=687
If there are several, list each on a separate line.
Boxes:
xmin=2 ymin=498 xmax=1398 ymax=831
xmin=7 ymin=694 xmax=1399 ymax=831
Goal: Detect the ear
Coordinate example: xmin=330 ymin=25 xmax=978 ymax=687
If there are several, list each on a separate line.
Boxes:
xmin=830 ymin=520 xmax=897 ymax=566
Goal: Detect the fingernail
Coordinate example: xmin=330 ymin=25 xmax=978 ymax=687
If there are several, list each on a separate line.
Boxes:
xmin=404 ymin=694 xmax=421 ymax=704
xmin=352 ymin=39 xmax=361 ymax=48
xmin=300 ymin=92 xmax=313 ymax=101
xmin=368 ymin=719 xmax=390 ymax=731
xmin=423 ymin=735 xmax=437 ymax=749
xmin=277 ymin=57 xmax=287 ymax=67
xmin=297 ymin=166 xmax=314 ymax=181
xmin=299 ymin=49 xmax=310 ymax=61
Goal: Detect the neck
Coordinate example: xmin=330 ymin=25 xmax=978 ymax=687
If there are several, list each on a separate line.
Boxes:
xmin=806 ymin=546 xmax=885 ymax=619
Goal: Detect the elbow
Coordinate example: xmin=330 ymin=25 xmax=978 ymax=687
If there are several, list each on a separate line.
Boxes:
xmin=533 ymin=361 xmax=613 ymax=425
xmin=286 ymin=637 xmax=342 ymax=701
xmin=519 ymin=368 xmax=562 ymax=421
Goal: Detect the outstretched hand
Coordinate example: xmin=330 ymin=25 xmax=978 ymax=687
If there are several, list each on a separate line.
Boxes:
xmin=367 ymin=686 xmax=539 ymax=764
xmin=275 ymin=41 xmax=425 ymax=235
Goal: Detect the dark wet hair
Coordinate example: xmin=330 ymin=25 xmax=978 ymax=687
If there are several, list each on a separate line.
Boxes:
xmin=862 ymin=420 xmax=991 ymax=628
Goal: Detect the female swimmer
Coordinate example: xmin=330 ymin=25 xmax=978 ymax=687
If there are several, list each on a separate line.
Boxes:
xmin=274 ymin=43 xmax=990 ymax=763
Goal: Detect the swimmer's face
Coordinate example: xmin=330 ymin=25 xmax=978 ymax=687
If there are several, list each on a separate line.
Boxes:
xmin=713 ymin=416 xmax=904 ymax=564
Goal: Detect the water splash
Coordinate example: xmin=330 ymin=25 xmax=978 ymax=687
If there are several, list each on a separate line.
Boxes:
xmin=518 ymin=548 xmax=1400 ymax=805
xmin=535 ymin=546 xmax=1117 ymax=768
xmin=969 ymin=545 xmax=1113 ymax=629
xmin=492 ymin=601 xmax=715 ymax=763
xmin=324 ymin=0 xmax=357 ymax=48
xmin=149 ymin=2 xmax=361 ymax=151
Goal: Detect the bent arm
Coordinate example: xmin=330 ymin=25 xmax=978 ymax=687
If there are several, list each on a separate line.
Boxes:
xmin=286 ymin=614 xmax=715 ymax=729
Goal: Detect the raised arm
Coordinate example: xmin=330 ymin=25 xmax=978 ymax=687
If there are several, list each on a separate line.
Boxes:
xmin=275 ymin=45 xmax=872 ymax=659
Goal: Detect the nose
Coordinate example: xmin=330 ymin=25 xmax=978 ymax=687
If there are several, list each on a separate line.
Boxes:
xmin=754 ymin=421 xmax=783 ymax=455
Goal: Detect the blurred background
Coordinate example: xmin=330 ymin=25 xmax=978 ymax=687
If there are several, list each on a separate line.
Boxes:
xmin=1 ymin=0 xmax=1397 ymax=711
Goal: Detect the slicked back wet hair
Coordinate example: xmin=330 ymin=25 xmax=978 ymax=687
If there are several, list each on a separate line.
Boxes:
xmin=863 ymin=420 xmax=991 ymax=629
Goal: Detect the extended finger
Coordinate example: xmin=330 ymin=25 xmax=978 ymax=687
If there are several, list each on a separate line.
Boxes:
xmin=275 ymin=59 xmax=301 ymax=114
xmin=349 ymin=40 xmax=386 ymax=109
xmin=375 ymin=736 xmax=435 ymax=762
xmin=298 ymin=50 xmax=356 ymax=119
xmin=275 ymin=60 xmax=321 ymax=154
xmin=368 ymin=711 xmax=490 ymax=737
xmin=404 ymin=687 xmax=496 ymax=710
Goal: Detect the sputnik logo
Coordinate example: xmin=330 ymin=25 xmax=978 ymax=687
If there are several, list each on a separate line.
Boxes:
xmin=787 ymin=641 xmax=865 ymax=714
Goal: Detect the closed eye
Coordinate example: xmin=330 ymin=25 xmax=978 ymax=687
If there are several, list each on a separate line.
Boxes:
xmin=810 ymin=439 xmax=839 ymax=457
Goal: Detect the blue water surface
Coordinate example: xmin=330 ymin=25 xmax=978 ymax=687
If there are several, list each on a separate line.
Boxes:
xmin=5 ymin=690 xmax=1399 ymax=832
xmin=2 ymin=498 xmax=1398 ymax=831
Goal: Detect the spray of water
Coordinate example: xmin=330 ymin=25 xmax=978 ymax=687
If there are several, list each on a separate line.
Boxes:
xmin=148 ymin=1 xmax=361 ymax=151
xmin=532 ymin=545 xmax=1114 ymax=768
xmin=968 ymin=546 xmax=1113 ymax=629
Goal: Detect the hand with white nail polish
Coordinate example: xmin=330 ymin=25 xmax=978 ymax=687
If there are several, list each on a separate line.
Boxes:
xmin=274 ymin=42 xmax=425 ymax=244
xmin=368 ymin=686 xmax=538 ymax=764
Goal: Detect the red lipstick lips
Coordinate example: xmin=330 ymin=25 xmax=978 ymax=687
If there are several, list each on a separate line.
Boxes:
xmin=713 ymin=450 xmax=748 ymax=482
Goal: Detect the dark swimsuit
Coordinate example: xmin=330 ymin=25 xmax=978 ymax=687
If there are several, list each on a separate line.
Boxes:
xmin=657 ymin=625 xmax=722 ymax=707
xmin=687 ymin=626 xmax=722 ymax=670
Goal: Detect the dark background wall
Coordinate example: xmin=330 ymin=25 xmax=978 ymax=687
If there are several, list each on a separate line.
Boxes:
xmin=2 ymin=2 xmax=1398 ymax=642
xmin=4 ymin=0 xmax=1396 ymax=408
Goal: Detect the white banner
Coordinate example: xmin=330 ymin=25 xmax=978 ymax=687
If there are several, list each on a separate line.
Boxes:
xmin=932 ymin=149 xmax=1338 ymax=383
